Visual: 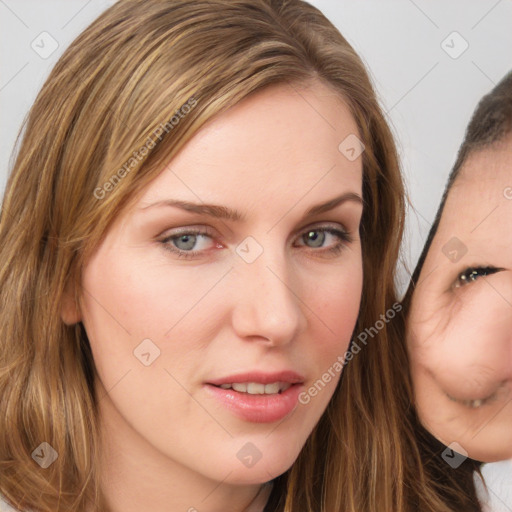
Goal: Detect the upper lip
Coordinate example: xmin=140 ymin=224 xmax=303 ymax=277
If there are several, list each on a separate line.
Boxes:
xmin=207 ymin=370 xmax=305 ymax=386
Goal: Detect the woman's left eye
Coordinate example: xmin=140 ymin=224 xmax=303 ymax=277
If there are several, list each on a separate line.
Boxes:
xmin=454 ymin=266 xmax=503 ymax=287
xmin=294 ymin=227 xmax=353 ymax=254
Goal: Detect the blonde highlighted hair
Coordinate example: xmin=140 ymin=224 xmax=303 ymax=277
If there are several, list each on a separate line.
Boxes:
xmin=0 ymin=1 xmax=462 ymax=510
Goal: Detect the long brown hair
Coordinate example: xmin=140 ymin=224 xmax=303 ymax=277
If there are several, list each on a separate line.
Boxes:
xmin=0 ymin=1 xmax=462 ymax=510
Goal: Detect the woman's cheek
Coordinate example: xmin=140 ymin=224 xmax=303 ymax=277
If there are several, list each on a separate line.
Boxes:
xmin=318 ymin=258 xmax=363 ymax=359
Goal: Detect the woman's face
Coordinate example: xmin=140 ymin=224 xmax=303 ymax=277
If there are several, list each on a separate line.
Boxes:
xmin=407 ymin=138 xmax=512 ymax=462
xmin=69 ymin=80 xmax=364 ymax=487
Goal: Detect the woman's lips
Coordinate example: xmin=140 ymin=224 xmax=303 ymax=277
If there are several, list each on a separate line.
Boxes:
xmin=207 ymin=370 xmax=305 ymax=386
xmin=205 ymin=371 xmax=306 ymax=422
xmin=204 ymin=382 xmax=304 ymax=423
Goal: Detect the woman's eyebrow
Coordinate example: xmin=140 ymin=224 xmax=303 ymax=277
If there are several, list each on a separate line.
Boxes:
xmin=303 ymin=192 xmax=363 ymax=218
xmin=139 ymin=199 xmax=245 ymax=221
xmin=138 ymin=192 xmax=363 ymax=222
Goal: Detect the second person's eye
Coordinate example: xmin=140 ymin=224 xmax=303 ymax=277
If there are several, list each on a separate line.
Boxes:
xmin=454 ymin=266 xmax=504 ymax=288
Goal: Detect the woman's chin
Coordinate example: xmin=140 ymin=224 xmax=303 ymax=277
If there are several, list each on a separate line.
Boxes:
xmin=196 ymin=445 xmax=299 ymax=485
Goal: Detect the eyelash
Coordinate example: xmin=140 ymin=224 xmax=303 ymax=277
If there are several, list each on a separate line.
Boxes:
xmin=159 ymin=225 xmax=354 ymax=260
xmin=454 ymin=266 xmax=503 ymax=288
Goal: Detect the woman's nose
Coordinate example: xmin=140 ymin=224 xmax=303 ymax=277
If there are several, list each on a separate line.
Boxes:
xmin=229 ymin=242 xmax=308 ymax=347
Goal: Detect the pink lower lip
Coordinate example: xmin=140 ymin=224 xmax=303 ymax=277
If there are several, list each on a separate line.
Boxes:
xmin=204 ymin=383 xmax=303 ymax=423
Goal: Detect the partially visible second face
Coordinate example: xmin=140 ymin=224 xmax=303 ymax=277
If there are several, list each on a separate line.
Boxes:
xmin=407 ymin=136 xmax=512 ymax=462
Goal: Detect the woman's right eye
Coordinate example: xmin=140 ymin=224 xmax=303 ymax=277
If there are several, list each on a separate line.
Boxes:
xmin=454 ymin=266 xmax=503 ymax=288
xmin=159 ymin=227 xmax=219 ymax=259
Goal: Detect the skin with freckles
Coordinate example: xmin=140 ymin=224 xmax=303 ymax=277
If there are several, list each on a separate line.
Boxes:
xmin=61 ymin=80 xmax=364 ymax=512
xmin=407 ymin=136 xmax=512 ymax=463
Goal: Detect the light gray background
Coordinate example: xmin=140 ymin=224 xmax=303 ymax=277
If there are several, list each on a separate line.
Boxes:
xmin=1 ymin=0 xmax=511 ymax=508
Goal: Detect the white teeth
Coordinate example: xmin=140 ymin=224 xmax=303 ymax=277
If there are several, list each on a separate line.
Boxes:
xmin=218 ymin=382 xmax=291 ymax=394
xmin=247 ymin=382 xmax=265 ymax=394
xmin=264 ymin=383 xmax=280 ymax=394
xmin=232 ymin=383 xmax=247 ymax=393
